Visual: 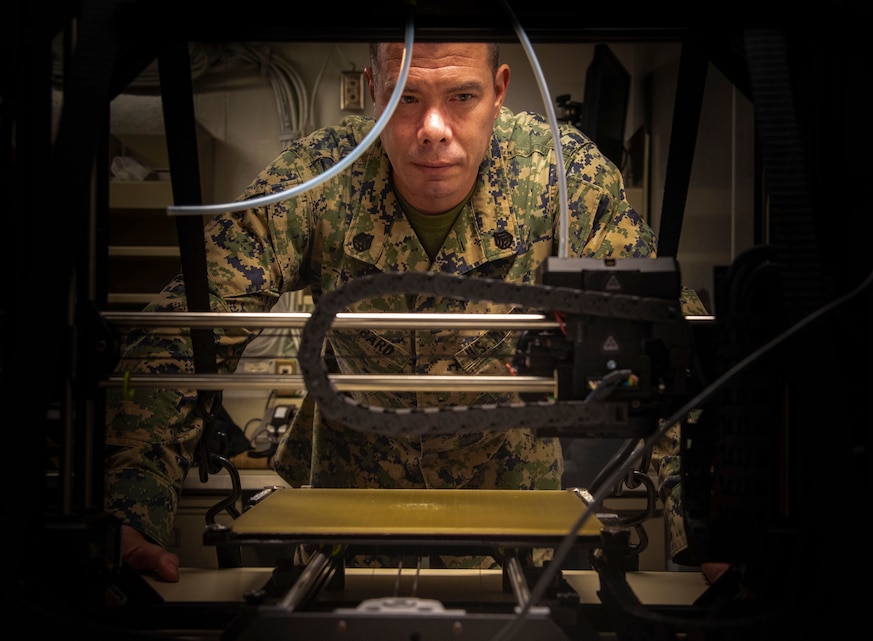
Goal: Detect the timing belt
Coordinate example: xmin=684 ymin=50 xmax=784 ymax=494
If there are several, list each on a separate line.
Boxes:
xmin=742 ymin=28 xmax=825 ymax=320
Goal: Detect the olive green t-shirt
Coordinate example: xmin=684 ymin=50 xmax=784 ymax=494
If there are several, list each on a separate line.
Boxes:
xmin=395 ymin=187 xmax=472 ymax=261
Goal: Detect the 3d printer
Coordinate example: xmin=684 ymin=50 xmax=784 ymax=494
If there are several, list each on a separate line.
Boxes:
xmin=11 ymin=1 xmax=870 ymax=640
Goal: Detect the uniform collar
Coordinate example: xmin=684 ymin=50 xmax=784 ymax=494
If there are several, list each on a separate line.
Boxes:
xmin=344 ymin=137 xmax=523 ymax=274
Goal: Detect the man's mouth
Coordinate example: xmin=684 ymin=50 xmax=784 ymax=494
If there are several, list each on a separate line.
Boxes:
xmin=414 ymin=160 xmax=455 ymax=172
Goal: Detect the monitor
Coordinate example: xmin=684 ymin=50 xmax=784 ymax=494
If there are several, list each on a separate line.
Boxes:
xmin=581 ymin=44 xmax=631 ymax=169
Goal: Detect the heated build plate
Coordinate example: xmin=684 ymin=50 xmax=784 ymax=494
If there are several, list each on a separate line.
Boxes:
xmin=225 ymin=487 xmax=603 ymax=546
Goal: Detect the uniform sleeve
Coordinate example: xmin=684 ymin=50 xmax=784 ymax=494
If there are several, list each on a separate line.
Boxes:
xmin=102 ymin=272 xmax=264 ymax=547
xmin=551 ymin=119 xmax=711 ymax=566
xmin=650 ymin=290 xmax=709 ymax=566
xmin=103 ymin=152 xmax=313 ymax=547
xmin=555 ymin=125 xmax=704 ymax=564
xmin=103 ymin=120 xmax=373 ymax=545
xmin=559 ymin=125 xmax=658 ymax=260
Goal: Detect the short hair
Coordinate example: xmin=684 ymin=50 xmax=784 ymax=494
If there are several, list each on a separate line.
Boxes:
xmin=368 ymin=42 xmax=500 ymax=77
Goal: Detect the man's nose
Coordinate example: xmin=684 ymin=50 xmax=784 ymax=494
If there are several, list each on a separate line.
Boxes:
xmin=418 ymin=108 xmax=449 ymax=144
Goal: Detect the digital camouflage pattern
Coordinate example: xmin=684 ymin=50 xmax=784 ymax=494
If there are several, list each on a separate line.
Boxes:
xmin=652 ymin=291 xmax=707 ymax=565
xmin=105 ymin=107 xmax=703 ymax=564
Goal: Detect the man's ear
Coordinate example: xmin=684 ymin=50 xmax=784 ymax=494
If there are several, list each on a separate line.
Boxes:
xmin=493 ymin=63 xmax=511 ymax=116
xmin=364 ymin=67 xmax=376 ymax=107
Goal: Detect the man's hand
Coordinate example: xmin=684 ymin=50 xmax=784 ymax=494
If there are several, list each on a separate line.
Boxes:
xmin=121 ymin=524 xmax=180 ymax=582
xmin=701 ymin=561 xmax=731 ymax=585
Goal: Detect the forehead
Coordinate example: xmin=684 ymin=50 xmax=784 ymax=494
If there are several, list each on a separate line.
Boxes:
xmin=375 ymin=42 xmax=491 ymax=78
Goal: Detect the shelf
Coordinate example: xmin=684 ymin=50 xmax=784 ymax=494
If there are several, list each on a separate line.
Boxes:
xmin=105 ymin=132 xmax=215 ymax=310
xmin=109 ymin=180 xmax=174 ymax=209
xmin=106 ymin=143 xmax=179 ymax=309
xmin=109 ymin=245 xmax=180 ymax=257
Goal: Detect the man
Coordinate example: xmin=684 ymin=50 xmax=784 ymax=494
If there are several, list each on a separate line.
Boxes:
xmin=105 ymin=41 xmax=704 ymax=582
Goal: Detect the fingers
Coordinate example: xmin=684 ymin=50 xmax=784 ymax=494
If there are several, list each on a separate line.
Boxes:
xmin=120 ymin=525 xmax=181 ymax=583
xmin=153 ymin=552 xmax=181 ymax=582
xmin=701 ymin=561 xmax=731 ymax=585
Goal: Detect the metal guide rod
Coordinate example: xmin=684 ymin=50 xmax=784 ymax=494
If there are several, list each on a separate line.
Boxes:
xmin=277 ymin=549 xmax=336 ymax=611
xmin=99 ymin=311 xmax=561 ymax=392
xmin=101 ymin=311 xmax=556 ymax=330
xmin=504 ymin=554 xmax=533 ymax=610
xmin=100 ymin=374 xmax=557 ymax=393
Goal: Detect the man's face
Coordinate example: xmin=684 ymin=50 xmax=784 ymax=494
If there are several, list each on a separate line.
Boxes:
xmin=366 ymin=43 xmax=510 ymax=215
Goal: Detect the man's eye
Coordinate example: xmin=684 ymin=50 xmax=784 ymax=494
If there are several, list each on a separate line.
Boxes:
xmin=457 ymin=94 xmax=473 ymax=102
xmin=400 ymin=95 xmax=417 ymax=104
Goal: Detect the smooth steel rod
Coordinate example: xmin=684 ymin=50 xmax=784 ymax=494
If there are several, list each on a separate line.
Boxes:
xmin=100 ymin=373 xmax=557 ymax=393
xmin=101 ymin=311 xmax=557 ymax=330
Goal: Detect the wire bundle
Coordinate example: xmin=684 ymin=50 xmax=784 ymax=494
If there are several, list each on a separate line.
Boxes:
xmin=220 ymin=42 xmax=310 ymax=143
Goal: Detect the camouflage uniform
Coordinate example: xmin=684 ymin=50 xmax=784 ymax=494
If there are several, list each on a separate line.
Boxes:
xmin=105 ymin=107 xmax=694 ymax=563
